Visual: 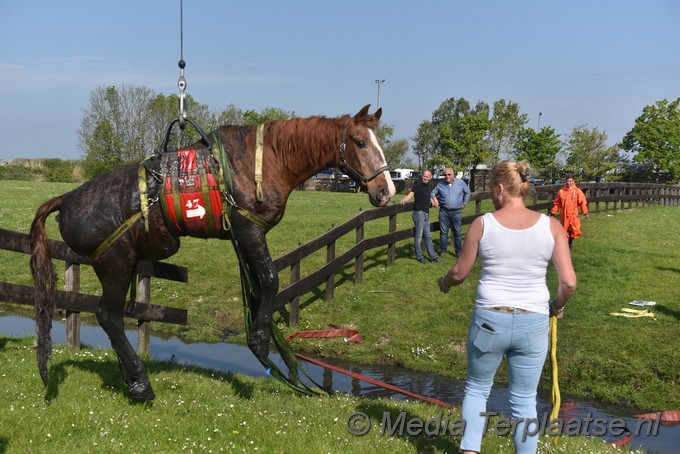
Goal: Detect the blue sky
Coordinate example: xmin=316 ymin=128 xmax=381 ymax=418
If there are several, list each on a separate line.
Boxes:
xmin=1 ymin=0 xmax=679 ymax=161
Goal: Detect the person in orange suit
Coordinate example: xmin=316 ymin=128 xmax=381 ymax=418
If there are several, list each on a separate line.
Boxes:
xmin=551 ymin=176 xmax=589 ymax=248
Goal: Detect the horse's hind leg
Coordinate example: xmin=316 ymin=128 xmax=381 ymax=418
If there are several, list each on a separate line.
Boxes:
xmin=93 ymin=261 xmax=155 ymax=401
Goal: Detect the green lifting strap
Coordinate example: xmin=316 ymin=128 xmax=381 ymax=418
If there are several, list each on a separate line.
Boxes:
xmin=210 ymin=131 xmax=271 ymax=232
xmin=211 ymin=131 xmax=319 ymax=393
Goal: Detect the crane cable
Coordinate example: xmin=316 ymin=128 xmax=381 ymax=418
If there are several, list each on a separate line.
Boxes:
xmin=177 ymin=0 xmax=188 ymax=128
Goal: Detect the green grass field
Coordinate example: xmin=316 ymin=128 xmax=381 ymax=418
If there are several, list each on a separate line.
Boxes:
xmin=1 ymin=337 xmax=635 ymax=454
xmin=1 ymin=180 xmax=679 ymax=414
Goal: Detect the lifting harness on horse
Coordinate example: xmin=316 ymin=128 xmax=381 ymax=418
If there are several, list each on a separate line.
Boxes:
xmin=89 ymin=119 xmax=269 ymax=259
xmin=89 ymin=116 xmax=321 ymax=394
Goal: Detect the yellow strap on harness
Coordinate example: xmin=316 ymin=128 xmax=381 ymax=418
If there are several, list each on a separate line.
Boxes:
xmin=255 ymin=124 xmax=265 ymax=203
xmin=89 ymin=212 xmax=142 ymax=260
xmin=237 ymin=208 xmax=270 ymax=231
xmin=138 ymin=160 xmax=150 ymax=233
xmin=609 ymin=307 xmax=656 ymax=320
xmin=89 ymin=160 xmax=152 ymax=259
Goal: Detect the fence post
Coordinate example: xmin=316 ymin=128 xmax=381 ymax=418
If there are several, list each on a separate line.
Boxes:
xmin=289 ymin=261 xmax=301 ymax=327
xmin=355 ymin=219 xmax=364 ymax=285
xmin=475 ymin=199 xmax=482 ymax=214
xmin=605 ymin=188 xmax=610 ymax=213
xmin=64 ymin=262 xmax=81 ymax=351
xmin=621 ymin=186 xmax=626 ymax=209
xmin=387 ymin=212 xmax=397 ymax=265
xmin=325 ymin=240 xmax=336 ymax=301
xmin=614 ymin=187 xmax=620 ymax=210
xmin=136 ymin=275 xmax=151 ymax=356
xmin=652 ymin=187 xmax=658 ymax=207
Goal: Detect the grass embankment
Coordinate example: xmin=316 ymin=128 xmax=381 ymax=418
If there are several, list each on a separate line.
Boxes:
xmin=0 ymin=337 xmax=633 ymax=453
xmin=1 ymin=180 xmax=678 ymax=414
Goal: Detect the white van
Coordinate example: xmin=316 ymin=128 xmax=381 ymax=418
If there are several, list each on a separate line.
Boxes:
xmin=390 ymin=168 xmax=415 ymax=180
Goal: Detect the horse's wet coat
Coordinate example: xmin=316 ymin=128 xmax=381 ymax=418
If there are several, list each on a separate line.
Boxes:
xmin=30 ymin=105 xmax=394 ymax=400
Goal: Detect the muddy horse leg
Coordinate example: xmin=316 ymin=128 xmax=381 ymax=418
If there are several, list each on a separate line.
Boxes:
xmin=232 ymin=221 xmax=279 ymax=358
xmin=93 ymin=261 xmax=155 ymax=401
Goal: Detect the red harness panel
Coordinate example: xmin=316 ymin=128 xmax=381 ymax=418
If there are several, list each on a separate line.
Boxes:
xmin=162 ymin=148 xmax=224 ymax=238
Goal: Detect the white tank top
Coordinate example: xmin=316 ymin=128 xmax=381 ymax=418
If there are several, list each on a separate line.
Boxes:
xmin=475 ymin=212 xmax=555 ymax=314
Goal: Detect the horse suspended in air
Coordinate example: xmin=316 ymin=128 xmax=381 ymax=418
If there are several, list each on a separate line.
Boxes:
xmin=30 ymin=104 xmax=395 ymax=400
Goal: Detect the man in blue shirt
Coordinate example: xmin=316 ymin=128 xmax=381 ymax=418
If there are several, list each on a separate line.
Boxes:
xmin=431 ymin=167 xmax=471 ymax=257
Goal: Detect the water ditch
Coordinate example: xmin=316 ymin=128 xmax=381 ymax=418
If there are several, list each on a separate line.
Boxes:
xmin=0 ymin=315 xmax=676 ymax=453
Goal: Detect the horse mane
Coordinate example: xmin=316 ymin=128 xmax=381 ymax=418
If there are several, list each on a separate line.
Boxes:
xmin=266 ymin=115 xmax=343 ymax=170
xmin=268 ymin=112 xmax=380 ymax=171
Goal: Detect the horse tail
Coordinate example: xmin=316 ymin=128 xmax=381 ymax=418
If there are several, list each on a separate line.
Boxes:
xmin=29 ymin=196 xmax=62 ymax=386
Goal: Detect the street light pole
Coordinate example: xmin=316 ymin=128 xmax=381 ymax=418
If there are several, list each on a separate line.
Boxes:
xmin=537 ymin=112 xmax=543 ymax=130
xmin=375 ymin=79 xmax=385 ymax=109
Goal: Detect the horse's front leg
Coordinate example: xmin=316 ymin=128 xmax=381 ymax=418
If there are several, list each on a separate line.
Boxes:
xmin=233 ymin=221 xmax=279 ymax=358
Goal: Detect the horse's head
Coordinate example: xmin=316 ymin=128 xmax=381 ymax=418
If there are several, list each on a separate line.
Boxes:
xmin=338 ymin=105 xmax=396 ymax=207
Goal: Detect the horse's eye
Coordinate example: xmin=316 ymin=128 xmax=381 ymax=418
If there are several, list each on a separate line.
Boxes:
xmin=357 ymin=140 xmax=366 ymax=148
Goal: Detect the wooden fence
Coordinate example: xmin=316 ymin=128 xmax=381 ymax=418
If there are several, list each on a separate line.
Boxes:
xmin=0 ymin=228 xmax=188 ymax=355
xmin=274 ymin=182 xmax=680 ymax=326
xmin=3 ymin=182 xmax=677 ymax=344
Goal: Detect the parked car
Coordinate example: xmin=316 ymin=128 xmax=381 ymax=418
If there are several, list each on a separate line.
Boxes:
xmin=311 ymin=168 xmax=358 ymax=192
xmin=314 ymin=168 xmax=339 ymax=179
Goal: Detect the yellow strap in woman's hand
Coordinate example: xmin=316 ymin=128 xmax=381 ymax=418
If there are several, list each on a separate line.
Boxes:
xmin=549 ymin=315 xmax=560 ymax=445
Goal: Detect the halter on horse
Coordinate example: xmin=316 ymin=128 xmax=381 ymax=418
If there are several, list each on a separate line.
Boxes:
xmin=30 ymin=104 xmax=395 ymax=400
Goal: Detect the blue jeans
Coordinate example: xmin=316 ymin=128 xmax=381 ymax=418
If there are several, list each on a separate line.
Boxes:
xmin=461 ymin=307 xmax=549 ymax=454
xmin=412 ymin=210 xmax=437 ymax=260
xmin=439 ymin=208 xmax=463 ymax=254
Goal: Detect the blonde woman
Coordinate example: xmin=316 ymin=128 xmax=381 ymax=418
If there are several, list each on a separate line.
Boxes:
xmin=437 ymin=160 xmax=576 ymax=454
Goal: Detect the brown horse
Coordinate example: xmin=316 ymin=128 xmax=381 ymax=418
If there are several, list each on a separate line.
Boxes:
xmin=30 ymin=104 xmax=395 ymax=400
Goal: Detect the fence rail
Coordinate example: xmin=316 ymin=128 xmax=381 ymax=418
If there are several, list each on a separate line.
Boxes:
xmin=3 ymin=182 xmax=677 ymax=342
xmin=274 ymin=182 xmax=680 ymax=326
xmin=0 ymin=228 xmax=188 ymax=354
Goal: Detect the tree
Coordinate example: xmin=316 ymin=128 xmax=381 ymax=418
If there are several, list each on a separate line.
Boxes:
xmin=217 ymin=104 xmax=246 ymax=125
xmin=488 ymin=99 xmax=528 ymax=163
xmin=242 ymin=107 xmax=295 ymax=124
xmin=565 ymin=125 xmax=621 ymax=181
xmin=375 ymin=123 xmax=411 ymax=168
xmin=412 ymin=120 xmax=438 ymax=169
xmin=412 ymin=97 xmax=491 ymax=170
xmin=82 ymin=117 xmax=125 ymax=177
xmin=147 ymin=92 xmax=217 ymax=153
xmin=79 ymin=84 xmax=218 ymax=177
xmin=621 ymin=98 xmax=680 ymax=183
xmin=79 ymin=84 xmax=155 ymax=176
xmin=385 ymin=139 xmax=411 ymax=169
xmin=443 ymin=103 xmax=491 ymax=169
xmin=514 ymin=126 xmax=563 ymax=181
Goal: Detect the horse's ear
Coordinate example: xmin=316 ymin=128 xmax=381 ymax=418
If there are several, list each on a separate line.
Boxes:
xmin=374 ymin=107 xmax=382 ymax=121
xmin=354 ymin=104 xmax=371 ymax=118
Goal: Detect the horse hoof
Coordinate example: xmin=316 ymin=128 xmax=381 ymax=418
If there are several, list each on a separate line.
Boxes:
xmin=129 ymin=380 xmax=155 ymax=401
xmin=248 ymin=335 xmax=270 ymax=358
